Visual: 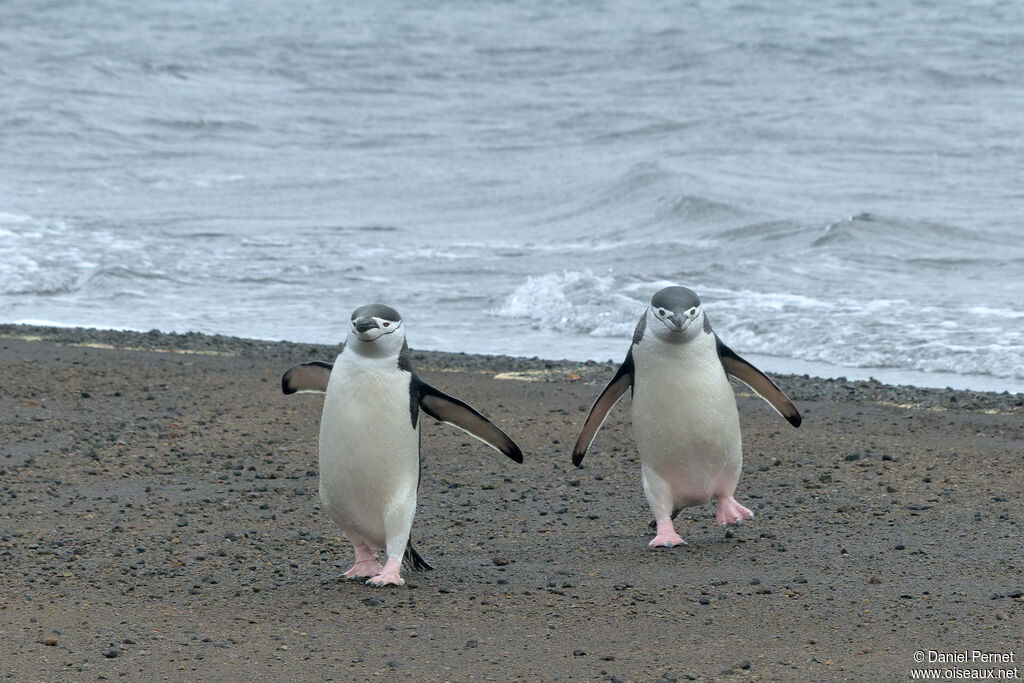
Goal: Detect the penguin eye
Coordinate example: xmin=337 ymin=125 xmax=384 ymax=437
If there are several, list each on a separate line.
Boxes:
xmin=658 ymin=308 xmax=666 ymax=317
xmin=382 ymin=322 xmax=390 ymax=328
xmin=689 ymin=308 xmax=696 ymax=316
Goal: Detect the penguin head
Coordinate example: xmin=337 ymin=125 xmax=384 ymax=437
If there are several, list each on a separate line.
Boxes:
xmin=347 ymin=304 xmax=405 ymax=354
xmin=648 ymin=286 xmax=704 ymax=341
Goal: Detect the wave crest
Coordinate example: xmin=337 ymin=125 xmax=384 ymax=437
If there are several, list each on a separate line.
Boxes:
xmin=492 ymin=270 xmax=644 ymax=337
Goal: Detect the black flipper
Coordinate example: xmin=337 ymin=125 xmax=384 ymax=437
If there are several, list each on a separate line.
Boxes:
xmin=402 ymin=538 xmax=433 ymax=571
xmin=715 ymin=335 xmax=801 ymax=427
xmin=281 ymin=360 xmax=334 ymax=395
xmin=413 ymin=375 xmax=523 ymax=463
xmin=571 ymin=348 xmax=635 ymax=467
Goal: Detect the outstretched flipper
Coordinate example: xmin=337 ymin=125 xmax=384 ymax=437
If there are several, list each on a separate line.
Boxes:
xmin=715 ymin=336 xmax=801 ymax=427
xmin=571 ymin=349 xmax=635 ymax=467
xmin=413 ymin=376 xmax=523 ymax=463
xmin=281 ymin=360 xmax=334 ymax=395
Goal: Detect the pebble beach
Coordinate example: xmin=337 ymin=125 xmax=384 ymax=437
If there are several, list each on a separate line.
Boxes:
xmin=1 ymin=325 xmax=1021 ymax=681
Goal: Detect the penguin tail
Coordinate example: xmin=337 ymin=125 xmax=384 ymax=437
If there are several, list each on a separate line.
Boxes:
xmin=402 ymin=538 xmax=434 ymax=572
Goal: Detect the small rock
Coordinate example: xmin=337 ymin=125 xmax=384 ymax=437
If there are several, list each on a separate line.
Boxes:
xmin=103 ymin=648 xmax=120 ymax=658
xmin=492 ymin=557 xmax=509 ymax=566
xmin=361 ymin=598 xmax=382 ymax=607
xmin=698 ymin=596 xmax=711 ymax=605
xmin=573 ymin=649 xmax=586 ymax=657
xmin=44 ymin=637 xmax=58 ymax=646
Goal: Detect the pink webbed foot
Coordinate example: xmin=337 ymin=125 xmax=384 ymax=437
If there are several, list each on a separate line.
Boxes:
xmin=343 ymin=558 xmax=383 ymax=579
xmin=648 ymin=519 xmax=687 ymax=548
xmin=343 ymin=544 xmax=383 ymax=579
xmin=366 ymin=556 xmax=405 ymax=587
xmin=715 ymin=496 xmax=754 ymax=528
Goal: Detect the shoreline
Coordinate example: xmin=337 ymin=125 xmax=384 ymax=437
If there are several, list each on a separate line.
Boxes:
xmin=2 ymin=323 xmax=1021 ymax=415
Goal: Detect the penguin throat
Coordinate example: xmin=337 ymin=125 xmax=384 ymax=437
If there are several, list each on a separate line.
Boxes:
xmin=348 ymin=336 xmax=401 ymax=360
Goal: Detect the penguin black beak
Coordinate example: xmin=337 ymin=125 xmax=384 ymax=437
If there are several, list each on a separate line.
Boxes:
xmin=353 ymin=317 xmax=378 ymax=334
xmin=667 ymin=314 xmax=683 ymax=329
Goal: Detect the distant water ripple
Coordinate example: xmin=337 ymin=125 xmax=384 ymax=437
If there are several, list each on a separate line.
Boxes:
xmin=1 ymin=0 xmax=1022 ymax=392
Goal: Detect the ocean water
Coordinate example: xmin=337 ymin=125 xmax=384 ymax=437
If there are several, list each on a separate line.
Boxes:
xmin=2 ymin=1 xmax=1022 ymax=392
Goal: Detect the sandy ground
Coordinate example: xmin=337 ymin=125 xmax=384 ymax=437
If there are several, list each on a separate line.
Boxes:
xmin=0 ymin=325 xmax=1021 ymax=682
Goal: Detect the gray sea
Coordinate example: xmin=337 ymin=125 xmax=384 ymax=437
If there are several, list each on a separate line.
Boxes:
xmin=2 ymin=1 xmax=1022 ymax=392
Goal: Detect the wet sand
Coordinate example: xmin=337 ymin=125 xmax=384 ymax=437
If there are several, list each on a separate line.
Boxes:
xmin=1 ymin=325 xmax=1021 ymax=682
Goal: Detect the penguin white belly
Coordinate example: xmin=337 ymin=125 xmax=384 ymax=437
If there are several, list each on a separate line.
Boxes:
xmin=317 ymin=355 xmax=419 ymax=550
xmin=632 ymin=338 xmax=742 ymax=507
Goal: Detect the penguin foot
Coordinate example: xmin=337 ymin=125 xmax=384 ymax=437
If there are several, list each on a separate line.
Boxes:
xmin=366 ymin=556 xmax=405 ymax=587
xmin=343 ymin=559 xmax=384 ymax=579
xmin=648 ymin=533 xmax=687 ymax=548
xmin=648 ymin=519 xmax=687 ymax=548
xmin=715 ymin=496 xmax=754 ymax=528
xmin=344 ymin=543 xmax=383 ymax=579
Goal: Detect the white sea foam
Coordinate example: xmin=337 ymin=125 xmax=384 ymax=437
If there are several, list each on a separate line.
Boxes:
xmin=2 ymin=1 xmax=1022 ymax=391
xmin=0 ymin=212 xmax=33 ymax=224
xmin=491 ymin=273 xmax=1024 ymax=384
xmin=492 ymin=270 xmax=645 ymax=335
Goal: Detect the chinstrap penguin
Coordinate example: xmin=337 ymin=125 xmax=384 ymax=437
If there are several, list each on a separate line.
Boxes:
xmin=282 ymin=304 xmax=523 ymax=586
xmin=572 ymin=286 xmax=801 ymax=547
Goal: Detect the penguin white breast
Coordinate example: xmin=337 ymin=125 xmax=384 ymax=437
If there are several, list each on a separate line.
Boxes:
xmin=631 ymin=333 xmax=742 ymax=501
xmin=318 ymin=353 xmax=420 ymax=544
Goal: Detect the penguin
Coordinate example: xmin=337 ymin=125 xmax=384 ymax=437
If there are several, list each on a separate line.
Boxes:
xmin=282 ymin=304 xmax=523 ymax=586
xmin=571 ymin=286 xmax=800 ymax=547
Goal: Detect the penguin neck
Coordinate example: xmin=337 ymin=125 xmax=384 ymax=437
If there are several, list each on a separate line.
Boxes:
xmin=344 ymin=332 xmax=405 ymax=363
xmin=640 ymin=314 xmax=714 ymax=361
